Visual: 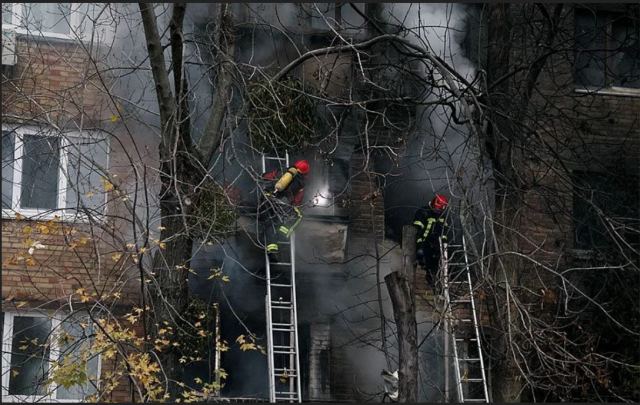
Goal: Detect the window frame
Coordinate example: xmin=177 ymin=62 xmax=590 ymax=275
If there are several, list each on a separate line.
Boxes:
xmin=1 ymin=124 xmax=110 ymax=222
xmin=1 ymin=310 xmax=102 ymax=403
xmin=1 ymin=3 xmax=113 ymax=43
xmin=574 ymin=6 xmax=640 ymax=96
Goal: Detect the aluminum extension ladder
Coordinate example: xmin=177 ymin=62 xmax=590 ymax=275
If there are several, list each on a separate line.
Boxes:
xmin=441 ymin=235 xmax=490 ymax=403
xmin=261 ymin=152 xmax=302 ymax=403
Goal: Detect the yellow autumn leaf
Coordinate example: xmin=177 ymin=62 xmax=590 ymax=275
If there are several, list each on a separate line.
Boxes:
xmin=222 ymin=275 xmax=230 ymax=283
xmin=240 ymin=342 xmax=256 ymax=351
xmin=112 ymin=292 xmax=122 ymax=299
xmin=194 ymin=377 xmax=203 ymax=384
xmin=179 ymin=357 xmax=187 ymax=364
xmin=22 ymin=226 xmax=32 ymax=234
xmin=25 ymin=257 xmax=36 ymax=266
xmin=101 ymin=177 xmax=114 ymax=192
xmin=111 ymin=252 xmax=122 ymax=262
xmin=16 ymin=301 xmax=27 ymax=308
xmin=110 ymin=114 xmax=119 ymax=123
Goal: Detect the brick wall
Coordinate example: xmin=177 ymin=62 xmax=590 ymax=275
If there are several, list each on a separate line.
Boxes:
xmin=2 ymin=36 xmax=113 ymax=126
xmin=2 ymin=35 xmax=139 ymax=401
xmin=307 ymin=322 xmax=332 ymax=401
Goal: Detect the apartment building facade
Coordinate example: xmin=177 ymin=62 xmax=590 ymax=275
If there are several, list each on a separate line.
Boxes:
xmin=2 ymin=3 xmax=637 ymax=403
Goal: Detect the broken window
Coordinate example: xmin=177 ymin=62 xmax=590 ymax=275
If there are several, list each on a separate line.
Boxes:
xmin=575 ymin=7 xmax=640 ymax=89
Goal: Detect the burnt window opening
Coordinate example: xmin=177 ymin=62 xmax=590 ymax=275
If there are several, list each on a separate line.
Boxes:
xmin=299 ymin=323 xmax=311 ymax=400
xmin=572 ymin=170 xmax=640 ymax=254
xmin=574 ymin=7 xmax=640 ymax=89
xmin=319 ymin=348 xmax=331 ymax=393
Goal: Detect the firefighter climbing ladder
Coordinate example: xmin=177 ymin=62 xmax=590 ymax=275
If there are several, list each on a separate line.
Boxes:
xmin=261 ymin=152 xmax=302 ymax=403
xmin=441 ymin=235 xmax=490 ymax=403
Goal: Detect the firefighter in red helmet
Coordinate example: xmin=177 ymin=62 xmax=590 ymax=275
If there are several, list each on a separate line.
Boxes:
xmin=413 ymin=193 xmax=449 ymax=286
xmin=261 ymin=159 xmax=310 ymax=258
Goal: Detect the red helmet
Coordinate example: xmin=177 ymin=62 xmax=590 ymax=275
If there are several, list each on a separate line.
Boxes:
xmin=294 ymin=159 xmax=310 ymax=175
xmin=430 ymin=193 xmax=448 ymax=210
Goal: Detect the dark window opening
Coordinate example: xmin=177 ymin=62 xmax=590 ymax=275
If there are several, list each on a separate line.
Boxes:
xmin=299 ymin=323 xmax=311 ymax=400
xmin=319 ymin=348 xmax=330 ymax=393
xmin=574 ymin=7 xmax=640 ymax=89
xmin=20 ymin=135 xmax=60 ymax=210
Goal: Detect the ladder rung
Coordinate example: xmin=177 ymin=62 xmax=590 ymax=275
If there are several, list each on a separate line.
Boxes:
xmin=452 ymin=299 xmax=472 ymax=303
xmin=270 ymin=262 xmax=292 ymax=266
xmin=274 ymin=375 xmax=298 ymax=380
xmin=456 ymin=338 xmax=477 ymax=342
xmin=270 ymin=283 xmax=292 ymax=288
xmin=273 ymin=345 xmax=295 ymax=349
xmin=458 ymin=358 xmax=481 ymax=362
xmin=273 ymin=327 xmax=295 ymax=332
xmin=264 ymin=156 xmax=288 ymax=160
xmin=275 ymin=367 xmax=297 ymax=371
xmin=271 ymin=300 xmax=292 ymax=304
xmin=271 ymin=305 xmax=293 ymax=310
xmin=272 ymin=322 xmax=293 ymax=327
xmin=463 ymin=399 xmax=487 ymax=402
xmin=274 ymin=350 xmax=297 ymax=354
xmin=275 ymin=391 xmax=298 ymax=395
xmin=462 ymin=378 xmax=485 ymax=382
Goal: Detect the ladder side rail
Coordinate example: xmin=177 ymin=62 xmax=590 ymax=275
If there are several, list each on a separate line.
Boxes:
xmin=462 ymin=235 xmax=490 ymax=402
xmin=290 ymin=235 xmax=302 ymax=402
xmin=266 ymin=293 xmax=276 ymax=402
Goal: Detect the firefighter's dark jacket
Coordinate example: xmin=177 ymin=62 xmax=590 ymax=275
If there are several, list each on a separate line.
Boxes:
xmin=413 ymin=206 xmax=448 ymax=246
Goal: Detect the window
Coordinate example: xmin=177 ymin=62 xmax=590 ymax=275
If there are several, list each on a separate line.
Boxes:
xmin=2 ymin=3 xmax=114 ymax=42
xmin=1 ymin=311 xmax=100 ymax=402
xmin=575 ymin=7 xmax=640 ymax=89
xmin=572 ymin=171 xmax=640 ymax=252
xmin=2 ymin=126 xmax=109 ymax=219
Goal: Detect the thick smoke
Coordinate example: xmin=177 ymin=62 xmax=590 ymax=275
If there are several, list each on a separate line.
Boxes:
xmin=381 ymin=4 xmax=493 ymax=244
xmin=101 ymin=3 xmax=492 ymax=400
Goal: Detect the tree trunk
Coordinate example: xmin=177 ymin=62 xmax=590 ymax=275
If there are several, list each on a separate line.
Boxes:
xmin=384 ymin=225 xmax=418 ymax=402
